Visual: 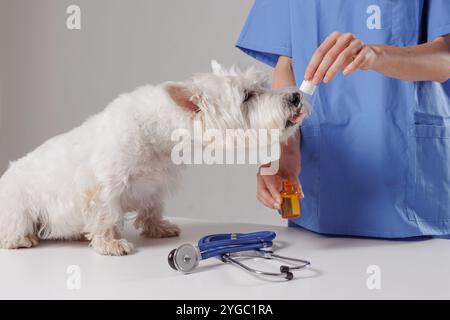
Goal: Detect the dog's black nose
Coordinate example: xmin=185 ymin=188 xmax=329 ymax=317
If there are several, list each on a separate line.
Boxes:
xmin=288 ymin=92 xmax=301 ymax=106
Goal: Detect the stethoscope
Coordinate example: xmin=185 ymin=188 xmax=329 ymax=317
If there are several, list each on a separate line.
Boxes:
xmin=168 ymin=231 xmax=311 ymax=280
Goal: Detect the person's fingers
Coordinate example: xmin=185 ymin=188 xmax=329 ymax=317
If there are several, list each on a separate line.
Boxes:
xmin=257 ymin=183 xmax=276 ymax=209
xmin=298 ymin=182 xmax=305 ymax=199
xmin=265 ymin=176 xmax=283 ymax=209
xmin=257 ymin=192 xmax=276 ymax=209
xmin=304 ymin=32 xmax=342 ymax=80
xmin=256 ymin=174 xmax=277 ymax=209
xmin=324 ymin=39 xmax=364 ymax=82
xmin=343 ymin=46 xmax=370 ymax=75
xmin=312 ymin=33 xmax=356 ymax=85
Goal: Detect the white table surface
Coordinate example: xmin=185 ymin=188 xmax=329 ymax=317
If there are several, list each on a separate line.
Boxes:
xmin=0 ymin=217 xmax=449 ymax=300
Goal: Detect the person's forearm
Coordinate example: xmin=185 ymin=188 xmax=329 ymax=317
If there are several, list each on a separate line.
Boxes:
xmin=272 ymin=56 xmax=300 ymax=168
xmin=369 ymin=36 xmax=450 ymax=83
xmin=272 ymin=56 xmax=296 ymax=89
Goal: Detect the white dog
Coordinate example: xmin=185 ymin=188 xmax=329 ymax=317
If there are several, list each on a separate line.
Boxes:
xmin=0 ymin=61 xmax=307 ymax=255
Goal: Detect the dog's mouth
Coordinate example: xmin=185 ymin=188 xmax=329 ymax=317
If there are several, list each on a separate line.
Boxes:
xmin=284 ymin=92 xmax=308 ymax=128
xmin=286 ymin=108 xmax=308 ymax=128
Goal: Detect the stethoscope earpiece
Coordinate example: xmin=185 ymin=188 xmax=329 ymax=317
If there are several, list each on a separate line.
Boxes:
xmin=285 ymin=271 xmax=294 ymax=281
xmin=280 ymin=265 xmax=290 ymax=273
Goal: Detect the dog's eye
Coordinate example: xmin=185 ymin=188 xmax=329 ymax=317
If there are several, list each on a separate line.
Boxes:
xmin=243 ymin=90 xmax=253 ymax=103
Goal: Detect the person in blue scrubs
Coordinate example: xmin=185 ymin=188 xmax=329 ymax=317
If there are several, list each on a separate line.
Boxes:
xmin=236 ymin=0 xmax=450 ymax=238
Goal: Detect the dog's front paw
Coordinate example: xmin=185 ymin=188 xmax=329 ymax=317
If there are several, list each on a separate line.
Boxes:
xmin=0 ymin=235 xmax=39 ymax=249
xmin=90 ymin=236 xmax=134 ymax=256
xmin=141 ymin=220 xmax=180 ymax=238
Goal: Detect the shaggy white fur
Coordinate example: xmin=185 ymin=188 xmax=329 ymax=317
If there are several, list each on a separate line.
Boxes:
xmin=0 ymin=61 xmax=307 ymax=255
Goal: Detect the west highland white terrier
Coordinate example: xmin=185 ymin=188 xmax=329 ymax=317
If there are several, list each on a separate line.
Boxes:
xmin=0 ymin=61 xmax=308 ymax=255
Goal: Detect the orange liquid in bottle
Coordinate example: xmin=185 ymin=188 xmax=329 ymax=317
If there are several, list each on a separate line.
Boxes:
xmin=280 ymin=181 xmax=301 ymax=219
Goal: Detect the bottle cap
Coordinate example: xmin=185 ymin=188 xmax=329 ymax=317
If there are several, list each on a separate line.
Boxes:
xmin=282 ymin=180 xmax=300 ymax=193
xmin=299 ymin=80 xmax=316 ymax=95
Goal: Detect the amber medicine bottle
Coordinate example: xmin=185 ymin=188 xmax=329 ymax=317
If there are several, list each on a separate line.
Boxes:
xmin=280 ymin=181 xmax=302 ymax=219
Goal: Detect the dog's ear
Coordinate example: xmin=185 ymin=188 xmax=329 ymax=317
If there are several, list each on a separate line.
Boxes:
xmin=211 ymin=60 xmax=226 ymax=76
xmin=166 ymin=83 xmax=201 ymax=113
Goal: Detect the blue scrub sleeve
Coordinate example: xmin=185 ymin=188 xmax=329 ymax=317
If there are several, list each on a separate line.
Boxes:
xmin=236 ymin=0 xmax=292 ymax=67
xmin=425 ymin=0 xmax=450 ymax=41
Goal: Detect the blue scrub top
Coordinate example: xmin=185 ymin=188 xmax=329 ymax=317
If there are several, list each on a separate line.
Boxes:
xmin=236 ymin=0 xmax=450 ymax=238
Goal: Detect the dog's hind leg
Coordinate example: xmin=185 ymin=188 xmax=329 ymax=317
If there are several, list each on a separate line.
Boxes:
xmin=134 ymin=202 xmax=180 ymax=238
xmin=0 ymin=169 xmax=40 ymax=249
xmin=0 ymin=195 xmax=39 ymax=249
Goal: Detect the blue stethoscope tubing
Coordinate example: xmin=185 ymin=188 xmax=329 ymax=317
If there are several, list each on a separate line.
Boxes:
xmin=168 ymin=231 xmax=311 ymax=281
xmin=198 ymin=231 xmax=276 ymax=259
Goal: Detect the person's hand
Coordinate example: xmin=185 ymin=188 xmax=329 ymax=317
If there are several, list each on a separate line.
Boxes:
xmin=256 ymin=148 xmax=303 ymax=210
xmin=259 ymin=57 xmax=304 ymax=211
xmin=304 ymin=32 xmax=380 ymax=85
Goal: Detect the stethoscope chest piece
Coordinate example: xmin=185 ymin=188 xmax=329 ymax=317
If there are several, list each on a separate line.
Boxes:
xmin=168 ymin=243 xmax=201 ymax=274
